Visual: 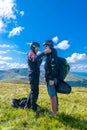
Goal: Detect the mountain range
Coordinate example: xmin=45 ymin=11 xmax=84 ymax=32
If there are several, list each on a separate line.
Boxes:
xmin=0 ymin=68 xmax=87 ymax=87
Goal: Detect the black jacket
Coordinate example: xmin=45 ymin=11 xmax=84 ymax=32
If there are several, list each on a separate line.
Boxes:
xmin=44 ymin=48 xmax=58 ymax=80
xmin=28 ymin=50 xmax=45 ymax=78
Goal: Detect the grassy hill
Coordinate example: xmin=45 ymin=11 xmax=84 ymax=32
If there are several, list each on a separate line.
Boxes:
xmin=0 ymin=68 xmax=28 ymax=84
xmin=0 ymin=68 xmax=87 ymax=87
xmin=0 ymin=68 xmax=28 ymax=80
xmin=0 ymin=82 xmax=87 ymax=130
xmin=65 ymin=73 xmax=87 ymax=87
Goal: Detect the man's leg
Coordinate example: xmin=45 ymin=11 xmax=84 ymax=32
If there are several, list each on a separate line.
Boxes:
xmin=56 ymin=94 xmax=58 ymax=111
xmin=30 ymin=83 xmax=39 ymax=111
xmin=50 ymin=96 xmax=58 ymax=114
xmin=47 ymin=78 xmax=58 ymax=115
xmin=25 ymin=92 xmax=31 ymax=108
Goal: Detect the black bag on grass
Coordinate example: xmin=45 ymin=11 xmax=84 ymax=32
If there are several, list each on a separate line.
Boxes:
xmin=11 ymin=98 xmax=27 ymax=108
xmin=56 ymin=80 xmax=72 ymax=94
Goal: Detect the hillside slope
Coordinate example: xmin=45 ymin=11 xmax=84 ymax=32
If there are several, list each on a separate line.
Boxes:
xmin=0 ymin=68 xmax=87 ymax=87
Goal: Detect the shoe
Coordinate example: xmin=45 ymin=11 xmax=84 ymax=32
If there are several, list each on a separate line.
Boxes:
xmin=49 ymin=110 xmax=58 ymax=117
xmin=35 ymin=110 xmax=41 ymax=116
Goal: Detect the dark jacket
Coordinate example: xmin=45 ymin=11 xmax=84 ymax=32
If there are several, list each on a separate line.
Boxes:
xmin=44 ymin=48 xmax=58 ymax=80
xmin=28 ymin=50 xmax=45 ymax=81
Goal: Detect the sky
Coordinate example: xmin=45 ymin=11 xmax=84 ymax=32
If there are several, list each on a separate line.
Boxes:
xmin=0 ymin=0 xmax=87 ymax=72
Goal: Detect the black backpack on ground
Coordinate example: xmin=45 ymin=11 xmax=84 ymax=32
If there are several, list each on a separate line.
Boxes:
xmin=11 ymin=98 xmax=27 ymax=108
xmin=11 ymin=98 xmax=39 ymax=109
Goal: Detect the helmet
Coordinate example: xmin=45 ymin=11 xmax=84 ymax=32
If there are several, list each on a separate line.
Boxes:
xmin=30 ymin=42 xmax=40 ymax=50
xmin=43 ymin=40 xmax=54 ymax=48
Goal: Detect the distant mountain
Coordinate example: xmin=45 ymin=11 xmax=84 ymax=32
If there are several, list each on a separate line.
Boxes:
xmin=65 ymin=73 xmax=87 ymax=87
xmin=0 ymin=68 xmax=87 ymax=87
xmin=0 ymin=68 xmax=28 ymax=84
xmin=71 ymin=72 xmax=87 ymax=78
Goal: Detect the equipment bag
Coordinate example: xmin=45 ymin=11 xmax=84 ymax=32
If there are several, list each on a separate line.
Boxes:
xmin=56 ymin=80 xmax=72 ymax=94
xmin=11 ymin=98 xmax=27 ymax=108
xmin=57 ymin=57 xmax=70 ymax=81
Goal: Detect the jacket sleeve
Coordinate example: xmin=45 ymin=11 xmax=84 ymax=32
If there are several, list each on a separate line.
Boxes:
xmin=28 ymin=51 xmax=45 ymax=64
xmin=37 ymin=52 xmax=45 ymax=63
xmin=50 ymin=49 xmax=58 ymax=80
xmin=37 ymin=52 xmax=45 ymax=59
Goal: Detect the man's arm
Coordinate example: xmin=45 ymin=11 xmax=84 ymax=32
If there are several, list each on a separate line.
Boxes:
xmin=28 ymin=48 xmax=51 ymax=62
xmin=37 ymin=48 xmax=51 ymax=60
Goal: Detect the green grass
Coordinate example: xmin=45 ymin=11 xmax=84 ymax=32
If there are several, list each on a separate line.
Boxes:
xmin=0 ymin=82 xmax=87 ymax=130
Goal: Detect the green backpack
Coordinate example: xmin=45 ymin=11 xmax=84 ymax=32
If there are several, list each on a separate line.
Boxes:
xmin=57 ymin=57 xmax=70 ymax=81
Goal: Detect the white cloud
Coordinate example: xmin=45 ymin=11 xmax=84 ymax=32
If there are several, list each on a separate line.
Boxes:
xmin=0 ymin=19 xmax=6 ymax=32
xmin=0 ymin=0 xmax=17 ymax=33
xmin=0 ymin=19 xmax=3 ymax=28
xmin=0 ymin=56 xmax=12 ymax=61
xmin=0 ymin=0 xmax=16 ymax=20
xmin=7 ymin=62 xmax=27 ymax=69
xmin=0 ymin=44 xmax=14 ymax=48
xmin=0 ymin=60 xmax=6 ymax=65
xmin=0 ymin=48 xmax=27 ymax=70
xmin=0 ymin=61 xmax=27 ymax=70
xmin=20 ymin=11 xmax=24 ymax=16
xmin=12 ymin=50 xmax=27 ymax=55
xmin=0 ymin=51 xmax=7 ymax=54
xmin=0 ymin=0 xmax=24 ymax=34
xmin=52 ymin=36 xmax=59 ymax=43
xmin=0 ymin=49 xmax=26 ymax=55
xmin=70 ymin=64 xmax=87 ymax=72
xmin=55 ymin=40 xmax=70 ymax=50
xmin=0 ymin=65 xmax=6 ymax=70
xmin=0 ymin=60 xmax=7 ymax=69
xmin=26 ymin=42 xmax=32 ymax=46
xmin=37 ymin=51 xmax=42 ymax=55
xmin=8 ymin=26 xmax=24 ymax=37
xmin=66 ymin=53 xmax=87 ymax=63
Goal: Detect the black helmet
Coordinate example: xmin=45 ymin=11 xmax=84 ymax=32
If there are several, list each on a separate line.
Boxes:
xmin=43 ymin=40 xmax=53 ymax=48
xmin=30 ymin=42 xmax=40 ymax=50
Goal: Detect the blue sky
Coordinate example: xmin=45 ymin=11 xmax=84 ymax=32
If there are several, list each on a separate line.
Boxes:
xmin=0 ymin=0 xmax=87 ymax=72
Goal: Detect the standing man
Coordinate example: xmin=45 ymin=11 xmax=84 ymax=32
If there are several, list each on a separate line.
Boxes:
xmin=43 ymin=40 xmax=59 ymax=116
xmin=25 ymin=42 xmax=51 ymax=113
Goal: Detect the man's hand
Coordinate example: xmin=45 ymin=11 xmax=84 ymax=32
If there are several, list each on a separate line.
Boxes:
xmin=49 ymin=80 xmax=54 ymax=87
xmin=44 ymin=48 xmax=51 ymax=54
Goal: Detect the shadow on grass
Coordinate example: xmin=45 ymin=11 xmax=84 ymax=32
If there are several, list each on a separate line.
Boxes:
xmin=38 ymin=107 xmax=87 ymax=130
xmin=11 ymin=103 xmax=87 ymax=130
xmin=55 ymin=112 xmax=87 ymax=130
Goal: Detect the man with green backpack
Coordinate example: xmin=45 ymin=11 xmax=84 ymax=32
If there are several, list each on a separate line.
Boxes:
xmin=43 ymin=40 xmax=59 ymax=116
xmin=43 ymin=40 xmax=71 ymax=116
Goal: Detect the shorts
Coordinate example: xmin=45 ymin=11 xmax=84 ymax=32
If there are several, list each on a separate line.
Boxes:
xmin=46 ymin=78 xmax=58 ymax=97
